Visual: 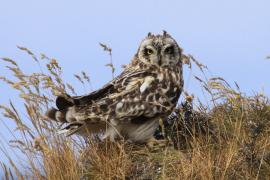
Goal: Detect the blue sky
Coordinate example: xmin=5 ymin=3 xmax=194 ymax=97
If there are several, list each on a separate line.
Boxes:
xmin=1 ymin=0 xmax=269 ymax=97
xmin=0 ymin=0 xmax=270 ymax=169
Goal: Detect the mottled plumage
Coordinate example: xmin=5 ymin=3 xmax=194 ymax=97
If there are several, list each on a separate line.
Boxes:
xmin=46 ymin=31 xmax=184 ymax=143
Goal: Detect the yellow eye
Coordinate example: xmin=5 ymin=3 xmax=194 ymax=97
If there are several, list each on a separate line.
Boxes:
xmin=145 ymin=48 xmax=153 ymax=55
xmin=164 ymin=46 xmax=174 ymax=54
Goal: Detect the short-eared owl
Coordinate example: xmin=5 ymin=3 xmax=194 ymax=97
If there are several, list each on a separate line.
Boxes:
xmin=46 ymin=31 xmax=183 ymax=143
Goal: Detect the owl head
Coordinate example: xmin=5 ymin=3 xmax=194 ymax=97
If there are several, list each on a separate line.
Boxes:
xmin=137 ymin=31 xmax=182 ymax=68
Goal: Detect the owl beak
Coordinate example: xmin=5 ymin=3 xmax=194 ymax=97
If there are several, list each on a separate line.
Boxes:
xmin=157 ymin=55 xmax=162 ymax=66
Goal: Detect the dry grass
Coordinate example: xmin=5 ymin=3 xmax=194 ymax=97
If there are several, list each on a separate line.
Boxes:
xmin=0 ymin=47 xmax=270 ymax=179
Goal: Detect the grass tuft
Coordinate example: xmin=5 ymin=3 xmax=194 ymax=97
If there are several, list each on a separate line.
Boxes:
xmin=0 ymin=48 xmax=270 ymax=179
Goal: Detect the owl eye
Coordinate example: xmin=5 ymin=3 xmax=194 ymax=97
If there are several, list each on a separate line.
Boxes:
xmin=164 ymin=46 xmax=174 ymax=54
xmin=145 ymin=48 xmax=154 ymax=55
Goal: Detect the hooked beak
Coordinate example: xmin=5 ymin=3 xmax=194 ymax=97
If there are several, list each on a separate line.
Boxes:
xmin=157 ymin=55 xmax=162 ymax=66
xmin=157 ymin=47 xmax=162 ymax=66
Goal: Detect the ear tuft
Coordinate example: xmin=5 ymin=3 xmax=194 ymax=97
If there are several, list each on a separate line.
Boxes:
xmin=162 ymin=30 xmax=167 ymax=36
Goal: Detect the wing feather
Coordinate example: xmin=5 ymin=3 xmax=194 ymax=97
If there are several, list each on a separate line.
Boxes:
xmin=72 ymin=65 xmax=150 ymax=101
xmin=55 ymin=65 xmax=149 ymax=110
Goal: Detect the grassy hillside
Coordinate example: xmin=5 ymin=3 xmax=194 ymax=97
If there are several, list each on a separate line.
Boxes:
xmin=0 ymin=47 xmax=270 ymax=179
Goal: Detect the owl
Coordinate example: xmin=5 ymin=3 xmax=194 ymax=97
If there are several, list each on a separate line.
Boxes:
xmin=46 ymin=31 xmax=184 ymax=143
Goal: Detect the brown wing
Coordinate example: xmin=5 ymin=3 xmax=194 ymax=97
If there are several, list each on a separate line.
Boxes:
xmin=98 ymin=74 xmax=173 ymax=123
xmin=55 ymin=65 xmax=148 ymax=110
xmin=55 ymin=83 xmax=113 ymax=110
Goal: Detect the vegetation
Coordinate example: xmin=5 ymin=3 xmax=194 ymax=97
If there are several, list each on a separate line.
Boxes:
xmin=0 ymin=46 xmax=270 ymax=179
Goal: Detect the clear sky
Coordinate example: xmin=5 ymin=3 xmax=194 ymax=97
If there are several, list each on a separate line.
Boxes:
xmin=0 ymin=0 xmax=269 ymax=169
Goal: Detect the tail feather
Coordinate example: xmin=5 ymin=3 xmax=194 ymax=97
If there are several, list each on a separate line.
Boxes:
xmin=45 ymin=108 xmax=67 ymax=122
xmin=56 ymin=95 xmax=74 ymax=110
xmin=58 ymin=121 xmax=84 ymax=136
xmin=45 ymin=94 xmax=90 ymax=136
